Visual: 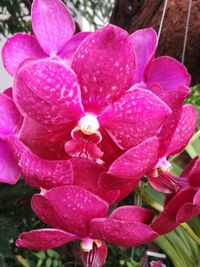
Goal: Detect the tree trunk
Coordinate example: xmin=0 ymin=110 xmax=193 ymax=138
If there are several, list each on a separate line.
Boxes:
xmin=110 ymin=0 xmax=200 ymax=85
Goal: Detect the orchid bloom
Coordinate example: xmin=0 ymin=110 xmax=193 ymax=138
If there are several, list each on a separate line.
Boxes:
xmin=17 ymin=137 xmax=160 ymax=205
xmin=2 ymin=0 xmax=90 ymax=76
xmin=151 ymin=156 xmax=200 ymax=235
xmin=13 ymin=24 xmax=171 ymax=165
xmin=99 ymin=104 xmax=197 ymax=194
xmin=16 ymin=186 xmax=158 ymax=266
xmin=127 ymin=28 xmax=196 ymax=193
xmin=0 ymin=88 xmax=23 ymax=184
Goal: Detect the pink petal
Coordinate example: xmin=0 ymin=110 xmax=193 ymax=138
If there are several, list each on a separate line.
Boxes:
xmin=14 ymin=59 xmax=84 ymax=125
xmin=115 ymin=182 xmax=136 ymax=202
xmin=166 ymin=104 xmax=197 ymax=156
xmin=19 ymin=150 xmax=73 ymax=189
xmin=90 ymin=218 xmax=158 ymax=247
xmin=59 ymin=32 xmax=91 ymax=65
xmin=19 ymin=117 xmax=72 ymax=160
xmin=150 ymin=84 xmax=189 ymax=157
xmin=72 ymin=24 xmax=135 ymax=113
xmin=81 ymin=242 xmax=107 ymax=267
xmin=2 ymin=33 xmax=46 ymax=76
xmin=181 ymin=157 xmax=200 ymax=187
xmin=99 ymin=137 xmax=159 ymax=189
xmin=151 ymin=213 xmax=179 ymax=235
xmin=176 ymin=203 xmax=200 ymax=223
xmin=16 ymin=229 xmax=78 ymax=250
xmin=109 ymin=206 xmax=155 ymax=224
xmin=0 ymin=93 xmax=22 ymax=136
xmin=99 ymin=88 xmax=171 ymax=149
xmin=0 ymin=139 xmax=20 ymax=184
xmin=72 ymin=158 xmax=119 ymax=204
xmin=3 ymin=87 xmax=13 ymax=99
xmin=32 ymin=0 xmax=75 ymax=55
xmin=146 ymin=56 xmax=191 ymax=90
xmin=32 ymin=186 xmax=108 ymax=237
xmin=162 ymin=188 xmax=197 ymax=220
xmin=129 ymin=28 xmax=157 ymax=83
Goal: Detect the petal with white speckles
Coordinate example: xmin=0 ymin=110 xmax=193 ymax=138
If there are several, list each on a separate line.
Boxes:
xmin=16 ymin=229 xmax=78 ymax=250
xmin=129 ymin=28 xmax=157 ymax=83
xmin=19 ymin=117 xmax=73 ymax=160
xmin=19 ymin=149 xmax=73 ymax=189
xmin=32 ymin=0 xmax=75 ymax=55
xmin=72 ymin=24 xmax=135 ymax=113
xmin=149 ymin=84 xmax=189 ymax=157
xmin=14 ymin=59 xmax=84 ymax=126
xmin=90 ymin=218 xmax=158 ymax=247
xmin=59 ymin=32 xmax=91 ymax=65
xmin=32 ymin=186 xmax=108 ymax=237
xmin=166 ymin=104 xmax=197 ymax=156
xmin=2 ymin=33 xmax=46 ymax=76
xmin=99 ymin=137 xmax=159 ymax=189
xmin=99 ymin=88 xmax=171 ymax=150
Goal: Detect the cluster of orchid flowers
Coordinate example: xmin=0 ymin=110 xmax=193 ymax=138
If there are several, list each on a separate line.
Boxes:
xmin=0 ymin=0 xmax=199 ymax=266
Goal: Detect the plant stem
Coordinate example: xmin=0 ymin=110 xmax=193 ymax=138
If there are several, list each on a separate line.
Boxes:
xmin=181 ymin=223 xmax=200 ymax=246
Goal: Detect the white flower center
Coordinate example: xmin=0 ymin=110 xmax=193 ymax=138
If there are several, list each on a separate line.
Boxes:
xmin=78 ymin=114 xmax=100 ymax=135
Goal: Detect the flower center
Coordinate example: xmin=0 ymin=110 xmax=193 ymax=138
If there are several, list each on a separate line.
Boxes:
xmin=78 ymin=114 xmax=100 ymax=135
xmin=81 ymin=238 xmax=102 ymax=252
xmin=152 ymin=157 xmax=172 ymax=178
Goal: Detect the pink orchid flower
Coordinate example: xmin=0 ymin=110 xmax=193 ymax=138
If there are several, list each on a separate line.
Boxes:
xmin=0 ymin=88 xmax=24 ymax=184
xmin=100 ymin=104 xmax=197 ymax=194
xmin=151 ymin=156 xmax=200 ymax=235
xmin=2 ymin=0 xmax=90 ymax=76
xmin=18 ymin=137 xmax=160 ymax=204
xmin=13 ymin=24 xmax=171 ymax=165
xmin=16 ymin=186 xmax=158 ymax=266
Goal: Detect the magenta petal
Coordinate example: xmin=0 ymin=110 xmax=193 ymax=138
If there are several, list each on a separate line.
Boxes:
xmin=33 ymin=186 xmax=108 ymax=237
xmin=181 ymin=157 xmax=200 ymax=187
xmin=32 ymin=0 xmax=75 ymax=55
xmin=162 ymin=188 xmax=197 ymax=220
xmin=166 ymin=104 xmax=197 ymax=156
xmin=19 ymin=117 xmax=72 ymax=160
xmin=19 ymin=150 xmax=73 ymax=189
xmin=146 ymin=56 xmax=191 ymax=90
xmin=81 ymin=242 xmax=107 ymax=267
xmin=150 ymin=84 xmax=190 ymax=157
xmin=72 ymin=158 xmax=119 ymax=204
xmin=99 ymin=137 xmax=159 ymax=189
xmin=2 ymin=33 xmax=46 ymax=76
xmin=59 ymin=32 xmax=91 ymax=64
xmin=72 ymin=24 xmax=135 ymax=113
xmin=16 ymin=229 xmax=78 ymax=250
xmin=90 ymin=218 xmax=158 ymax=247
xmin=129 ymin=28 xmax=157 ymax=83
xmin=0 ymin=139 xmax=20 ymax=184
xmin=151 ymin=213 xmax=179 ymax=235
xmin=110 ymin=206 xmax=155 ymax=224
xmin=99 ymin=88 xmax=171 ymax=149
xmin=176 ymin=203 xmax=200 ymax=223
xmin=14 ymin=59 xmax=84 ymax=125
xmin=0 ymin=94 xmax=22 ymax=136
